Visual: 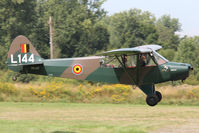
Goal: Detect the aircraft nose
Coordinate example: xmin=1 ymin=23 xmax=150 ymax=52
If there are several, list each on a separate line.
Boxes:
xmin=169 ymin=63 xmax=192 ymax=81
xmin=185 ymin=63 xmax=193 ymax=71
xmin=188 ymin=65 xmax=194 ymax=71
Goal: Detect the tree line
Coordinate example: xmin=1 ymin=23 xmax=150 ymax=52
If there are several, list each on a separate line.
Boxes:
xmin=0 ymin=0 xmax=199 ymax=81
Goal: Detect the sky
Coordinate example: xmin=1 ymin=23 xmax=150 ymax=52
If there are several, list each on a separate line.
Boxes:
xmin=102 ymin=0 xmax=199 ymax=37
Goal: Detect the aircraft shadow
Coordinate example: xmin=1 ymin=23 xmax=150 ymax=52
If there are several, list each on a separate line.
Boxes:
xmin=51 ymin=131 xmax=76 ymax=133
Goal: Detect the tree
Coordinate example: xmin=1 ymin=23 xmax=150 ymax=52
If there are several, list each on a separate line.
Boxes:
xmin=29 ymin=0 xmax=51 ymax=59
xmin=0 ymin=0 xmax=37 ymax=68
xmin=156 ymin=15 xmax=181 ymax=50
xmin=175 ymin=37 xmax=199 ymax=80
xmin=35 ymin=0 xmax=108 ymax=58
xmin=159 ymin=49 xmax=176 ymax=61
xmin=175 ymin=37 xmax=197 ymax=65
xmin=157 ymin=15 xmax=181 ymax=32
xmin=104 ymin=9 xmax=158 ymax=49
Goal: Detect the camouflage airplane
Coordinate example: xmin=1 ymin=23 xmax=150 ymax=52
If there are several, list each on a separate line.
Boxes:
xmin=7 ymin=35 xmax=193 ymax=106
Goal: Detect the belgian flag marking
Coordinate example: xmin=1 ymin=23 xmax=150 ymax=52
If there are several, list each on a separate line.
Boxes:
xmin=72 ymin=64 xmax=83 ymax=75
xmin=21 ymin=44 xmax=30 ymax=53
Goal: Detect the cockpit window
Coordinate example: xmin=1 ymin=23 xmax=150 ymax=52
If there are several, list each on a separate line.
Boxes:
xmin=100 ymin=55 xmax=137 ymax=68
xmin=153 ymin=51 xmax=168 ymax=65
xmin=100 ymin=56 xmax=120 ymax=68
xmin=100 ymin=53 xmax=157 ymax=68
xmin=100 ymin=51 xmax=167 ymax=68
xmin=140 ymin=54 xmax=156 ymax=67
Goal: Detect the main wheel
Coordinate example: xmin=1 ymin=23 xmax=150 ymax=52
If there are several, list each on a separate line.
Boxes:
xmin=155 ymin=91 xmax=162 ymax=102
xmin=146 ymin=94 xmax=158 ymax=106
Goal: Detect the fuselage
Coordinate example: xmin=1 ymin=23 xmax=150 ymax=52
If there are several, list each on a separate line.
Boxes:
xmin=11 ymin=55 xmax=192 ymax=85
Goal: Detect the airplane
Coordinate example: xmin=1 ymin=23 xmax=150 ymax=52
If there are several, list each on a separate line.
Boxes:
xmin=7 ymin=35 xmax=193 ymax=106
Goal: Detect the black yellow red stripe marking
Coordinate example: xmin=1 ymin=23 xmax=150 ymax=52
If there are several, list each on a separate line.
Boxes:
xmin=21 ymin=44 xmax=30 ymax=53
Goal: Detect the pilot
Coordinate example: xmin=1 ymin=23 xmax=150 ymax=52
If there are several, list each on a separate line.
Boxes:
xmin=100 ymin=59 xmax=105 ymax=66
xmin=123 ymin=54 xmax=128 ymax=67
xmin=140 ymin=54 xmax=146 ymax=67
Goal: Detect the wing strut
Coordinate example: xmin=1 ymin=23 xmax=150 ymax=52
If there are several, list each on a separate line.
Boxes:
xmin=115 ymin=55 xmax=137 ymax=86
xmin=136 ymin=54 xmax=140 ymax=84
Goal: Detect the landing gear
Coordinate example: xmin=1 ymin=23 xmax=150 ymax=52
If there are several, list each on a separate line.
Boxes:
xmin=146 ymin=94 xmax=158 ymax=106
xmin=139 ymin=84 xmax=162 ymax=106
xmin=146 ymin=91 xmax=162 ymax=106
xmin=12 ymin=76 xmax=17 ymax=81
xmin=12 ymin=73 xmax=21 ymax=81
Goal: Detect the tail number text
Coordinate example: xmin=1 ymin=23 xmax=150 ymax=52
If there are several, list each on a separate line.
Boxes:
xmin=11 ymin=54 xmax=34 ymax=64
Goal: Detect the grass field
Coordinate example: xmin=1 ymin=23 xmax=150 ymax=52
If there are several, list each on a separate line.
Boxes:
xmin=0 ymin=103 xmax=199 ymax=133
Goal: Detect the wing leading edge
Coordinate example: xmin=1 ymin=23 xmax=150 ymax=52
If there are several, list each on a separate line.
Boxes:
xmin=101 ymin=44 xmax=162 ymax=56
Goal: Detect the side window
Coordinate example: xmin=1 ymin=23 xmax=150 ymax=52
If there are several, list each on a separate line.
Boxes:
xmin=100 ymin=53 xmax=159 ymax=68
xmin=100 ymin=55 xmax=137 ymax=68
xmin=100 ymin=56 xmax=120 ymax=68
xmin=125 ymin=55 xmax=137 ymax=67
xmin=140 ymin=54 xmax=156 ymax=67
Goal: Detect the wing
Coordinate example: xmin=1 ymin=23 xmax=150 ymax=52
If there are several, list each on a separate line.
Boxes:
xmin=101 ymin=44 xmax=162 ymax=56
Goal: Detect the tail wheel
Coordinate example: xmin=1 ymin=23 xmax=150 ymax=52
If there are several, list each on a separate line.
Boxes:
xmin=146 ymin=94 xmax=159 ymax=106
xmin=12 ymin=76 xmax=17 ymax=81
xmin=155 ymin=91 xmax=162 ymax=102
xmin=12 ymin=73 xmax=21 ymax=81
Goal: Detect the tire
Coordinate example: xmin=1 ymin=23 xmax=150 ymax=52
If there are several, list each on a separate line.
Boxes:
xmin=146 ymin=94 xmax=159 ymax=106
xmin=155 ymin=91 xmax=162 ymax=102
xmin=12 ymin=76 xmax=17 ymax=81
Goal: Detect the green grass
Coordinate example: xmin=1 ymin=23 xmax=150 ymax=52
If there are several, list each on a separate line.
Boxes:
xmin=0 ymin=103 xmax=199 ymax=133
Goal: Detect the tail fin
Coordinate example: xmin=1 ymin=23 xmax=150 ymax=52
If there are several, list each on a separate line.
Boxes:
xmin=7 ymin=35 xmax=43 ymax=72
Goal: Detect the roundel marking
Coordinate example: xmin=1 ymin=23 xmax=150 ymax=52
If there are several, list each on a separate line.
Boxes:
xmin=72 ymin=64 xmax=83 ymax=75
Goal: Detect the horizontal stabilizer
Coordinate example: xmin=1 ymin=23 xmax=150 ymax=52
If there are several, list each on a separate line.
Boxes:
xmin=7 ymin=62 xmax=43 ymax=66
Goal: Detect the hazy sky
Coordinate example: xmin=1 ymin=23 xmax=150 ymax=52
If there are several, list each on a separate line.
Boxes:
xmin=102 ymin=0 xmax=199 ymax=37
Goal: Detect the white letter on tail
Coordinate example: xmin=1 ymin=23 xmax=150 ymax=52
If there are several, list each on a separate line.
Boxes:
xmin=28 ymin=54 xmax=34 ymax=63
xmin=22 ymin=54 xmax=28 ymax=63
xmin=11 ymin=54 xmax=17 ymax=63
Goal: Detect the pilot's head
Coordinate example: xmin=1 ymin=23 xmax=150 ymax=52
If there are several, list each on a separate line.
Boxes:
xmin=142 ymin=55 xmax=146 ymax=60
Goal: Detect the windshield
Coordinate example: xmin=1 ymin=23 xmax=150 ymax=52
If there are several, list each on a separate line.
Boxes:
xmin=153 ymin=51 xmax=168 ymax=65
